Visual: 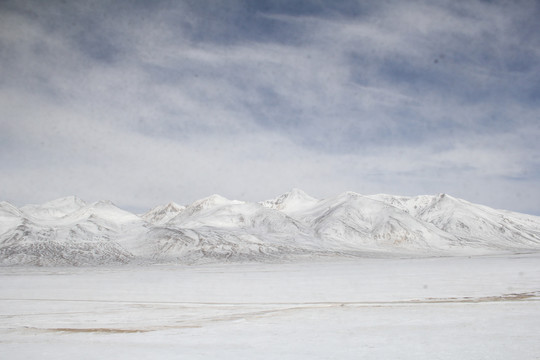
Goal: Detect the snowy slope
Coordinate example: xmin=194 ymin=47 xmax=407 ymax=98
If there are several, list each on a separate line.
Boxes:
xmin=261 ymin=188 xmax=320 ymax=212
xmin=2 ymin=190 xmax=540 ymax=265
xmin=20 ymin=196 xmax=87 ymax=220
xmin=298 ymin=192 xmax=463 ymax=253
xmin=142 ymin=202 xmax=185 ymax=225
xmin=0 ymin=199 xmax=145 ymax=265
xmin=370 ymin=193 xmax=540 ymax=250
xmin=137 ymin=194 xmax=322 ymax=263
xmin=0 ymin=220 xmax=133 ymax=266
xmin=168 ymin=194 xmax=307 ymax=234
xmin=0 ymin=201 xmax=23 ymax=236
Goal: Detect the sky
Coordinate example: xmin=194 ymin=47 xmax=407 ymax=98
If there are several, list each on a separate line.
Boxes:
xmin=1 ymin=0 xmax=539 ymax=215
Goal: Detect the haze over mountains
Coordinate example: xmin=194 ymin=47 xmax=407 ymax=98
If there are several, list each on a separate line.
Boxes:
xmin=1 ymin=189 xmax=540 ymax=266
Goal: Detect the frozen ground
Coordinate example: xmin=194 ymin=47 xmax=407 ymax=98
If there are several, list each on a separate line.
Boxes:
xmin=1 ymin=254 xmax=540 ymax=359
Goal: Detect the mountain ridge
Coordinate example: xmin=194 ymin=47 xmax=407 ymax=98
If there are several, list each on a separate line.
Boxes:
xmin=1 ymin=190 xmax=540 ymax=265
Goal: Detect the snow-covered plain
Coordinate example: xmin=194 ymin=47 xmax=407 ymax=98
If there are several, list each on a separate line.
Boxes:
xmin=1 ymin=254 xmax=540 ymax=359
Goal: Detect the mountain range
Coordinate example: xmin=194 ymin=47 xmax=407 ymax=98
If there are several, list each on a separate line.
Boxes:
xmin=1 ymin=189 xmax=540 ymax=265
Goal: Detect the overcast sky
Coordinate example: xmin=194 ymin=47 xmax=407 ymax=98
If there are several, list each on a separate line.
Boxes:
xmin=1 ymin=0 xmax=539 ymax=214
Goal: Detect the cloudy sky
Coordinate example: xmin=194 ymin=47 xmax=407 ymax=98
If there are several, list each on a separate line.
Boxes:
xmin=1 ymin=0 xmax=539 ymax=214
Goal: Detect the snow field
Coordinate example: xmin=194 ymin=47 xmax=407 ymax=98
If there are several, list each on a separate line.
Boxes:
xmin=1 ymin=253 xmax=539 ymax=359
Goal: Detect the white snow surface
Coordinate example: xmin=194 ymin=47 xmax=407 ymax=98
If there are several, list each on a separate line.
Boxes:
xmin=1 ymin=254 xmax=539 ymax=359
xmin=1 ymin=190 xmax=540 ymax=265
xmin=141 ymin=202 xmax=185 ymax=225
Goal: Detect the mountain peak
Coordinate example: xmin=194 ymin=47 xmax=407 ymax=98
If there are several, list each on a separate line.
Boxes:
xmin=92 ymin=200 xmax=115 ymax=207
xmin=142 ymin=201 xmax=186 ymax=225
xmin=431 ymin=193 xmax=461 ymax=207
xmin=186 ymin=194 xmax=243 ymax=214
xmin=164 ymin=201 xmax=184 ymax=211
xmin=0 ymin=200 xmax=17 ymax=208
xmin=192 ymin=194 xmax=231 ymax=206
xmin=42 ymin=196 xmax=87 ymax=209
xmin=20 ymin=196 xmax=87 ymax=219
xmin=0 ymin=201 xmax=21 ymax=217
xmin=262 ymin=188 xmax=318 ymax=212
xmin=288 ymin=188 xmax=314 ymax=199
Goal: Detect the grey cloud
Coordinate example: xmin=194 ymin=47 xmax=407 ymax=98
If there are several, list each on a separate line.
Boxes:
xmin=1 ymin=0 xmax=539 ymax=214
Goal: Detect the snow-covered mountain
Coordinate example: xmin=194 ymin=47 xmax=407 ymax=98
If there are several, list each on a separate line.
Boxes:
xmin=0 ymin=198 xmax=144 ymax=266
xmin=261 ymin=188 xmax=320 ymax=212
xmin=134 ymin=194 xmax=321 ymax=263
xmin=1 ymin=190 xmax=540 ymax=265
xmin=141 ymin=202 xmax=185 ymax=225
xmin=369 ymin=193 xmax=540 ymax=250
